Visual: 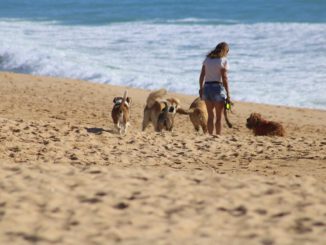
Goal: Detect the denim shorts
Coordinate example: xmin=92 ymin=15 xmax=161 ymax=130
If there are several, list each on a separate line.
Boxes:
xmin=202 ymin=82 xmax=227 ymax=102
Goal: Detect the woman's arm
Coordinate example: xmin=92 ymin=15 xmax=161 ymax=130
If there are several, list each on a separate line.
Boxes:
xmin=199 ymin=65 xmax=205 ymax=98
xmin=221 ymin=68 xmax=230 ymax=101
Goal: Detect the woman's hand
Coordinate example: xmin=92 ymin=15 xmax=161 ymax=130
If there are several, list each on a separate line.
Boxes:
xmin=226 ymin=95 xmax=231 ymax=103
xmin=226 ymin=96 xmax=234 ymax=106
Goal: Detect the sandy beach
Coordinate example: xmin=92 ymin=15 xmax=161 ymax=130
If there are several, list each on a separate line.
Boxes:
xmin=0 ymin=72 xmax=325 ymax=245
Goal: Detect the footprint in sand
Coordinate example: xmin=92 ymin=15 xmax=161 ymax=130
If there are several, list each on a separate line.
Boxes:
xmin=292 ymin=219 xmax=313 ymax=234
xmin=271 ymin=211 xmax=291 ymax=219
xmin=114 ymin=202 xmax=129 ymax=210
xmin=95 ymin=191 xmax=107 ymax=197
xmin=78 ymin=195 xmax=102 ymax=204
xmin=0 ymin=202 xmax=6 ymax=220
xmin=254 ymin=209 xmax=268 ymax=215
xmin=219 ymin=205 xmax=248 ymax=217
xmin=260 ymin=238 xmax=275 ymax=245
xmin=67 ymin=153 xmax=78 ymax=161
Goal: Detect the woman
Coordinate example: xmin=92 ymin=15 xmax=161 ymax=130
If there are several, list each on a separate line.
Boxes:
xmin=199 ymin=42 xmax=231 ymax=135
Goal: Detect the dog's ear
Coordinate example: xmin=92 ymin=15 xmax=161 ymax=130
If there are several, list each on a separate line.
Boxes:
xmin=169 ymin=106 xmax=176 ymax=113
xmin=251 ymin=113 xmax=262 ymax=126
xmin=113 ymin=97 xmax=118 ymax=103
xmin=175 ymin=98 xmax=180 ymax=107
xmin=126 ymin=97 xmax=132 ymax=105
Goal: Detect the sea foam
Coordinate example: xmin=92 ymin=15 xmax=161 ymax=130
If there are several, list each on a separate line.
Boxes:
xmin=0 ymin=20 xmax=325 ymax=109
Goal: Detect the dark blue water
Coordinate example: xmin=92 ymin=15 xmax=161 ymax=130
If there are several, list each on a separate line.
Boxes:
xmin=1 ymin=0 xmax=325 ymax=25
xmin=0 ymin=0 xmax=326 ymax=109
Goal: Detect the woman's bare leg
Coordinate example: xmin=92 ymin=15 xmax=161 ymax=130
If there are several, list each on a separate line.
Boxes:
xmin=214 ymin=102 xmax=225 ymax=135
xmin=205 ymin=101 xmax=215 ymax=135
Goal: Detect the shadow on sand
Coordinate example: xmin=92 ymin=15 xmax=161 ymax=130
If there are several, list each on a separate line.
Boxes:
xmin=85 ymin=127 xmax=115 ymax=135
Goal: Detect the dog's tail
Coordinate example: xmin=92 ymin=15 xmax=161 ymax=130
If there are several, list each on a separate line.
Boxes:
xmin=120 ymin=91 xmax=127 ymax=106
xmin=177 ymin=108 xmax=206 ymax=123
xmin=177 ymin=107 xmax=204 ymax=117
xmin=176 ymin=108 xmax=192 ymax=115
xmin=146 ymin=89 xmax=167 ymax=108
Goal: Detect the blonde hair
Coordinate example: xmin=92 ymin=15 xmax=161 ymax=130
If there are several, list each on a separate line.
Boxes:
xmin=207 ymin=42 xmax=229 ymax=58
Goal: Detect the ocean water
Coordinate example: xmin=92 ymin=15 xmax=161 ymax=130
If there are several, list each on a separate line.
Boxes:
xmin=0 ymin=0 xmax=325 ymax=109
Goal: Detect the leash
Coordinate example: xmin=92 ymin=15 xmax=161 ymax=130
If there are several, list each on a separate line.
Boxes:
xmin=224 ymin=99 xmax=234 ymax=128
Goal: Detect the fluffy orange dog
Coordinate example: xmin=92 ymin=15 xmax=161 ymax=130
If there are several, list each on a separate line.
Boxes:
xmin=246 ymin=113 xmax=285 ymax=136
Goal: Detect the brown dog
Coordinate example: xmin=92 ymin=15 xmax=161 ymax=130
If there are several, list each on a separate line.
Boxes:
xmin=111 ymin=91 xmax=131 ymax=135
xmin=246 ymin=113 xmax=285 ymax=136
xmin=177 ymin=97 xmax=208 ymax=133
xmin=142 ymin=89 xmax=180 ymax=132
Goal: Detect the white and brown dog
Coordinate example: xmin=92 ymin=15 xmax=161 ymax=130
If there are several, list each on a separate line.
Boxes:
xmin=142 ymin=89 xmax=180 ymax=132
xmin=111 ymin=91 xmax=131 ymax=135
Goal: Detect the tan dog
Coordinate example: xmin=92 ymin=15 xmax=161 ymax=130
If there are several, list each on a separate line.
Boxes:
xmin=177 ymin=97 xmax=208 ymax=133
xmin=142 ymin=89 xmax=180 ymax=132
xmin=177 ymin=97 xmax=233 ymax=133
xmin=111 ymin=91 xmax=131 ymax=135
xmin=246 ymin=113 xmax=285 ymax=136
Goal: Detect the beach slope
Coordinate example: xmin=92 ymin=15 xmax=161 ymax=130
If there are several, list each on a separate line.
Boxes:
xmin=0 ymin=72 xmax=325 ymax=244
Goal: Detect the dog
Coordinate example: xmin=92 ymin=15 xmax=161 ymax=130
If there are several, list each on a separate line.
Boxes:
xmin=246 ymin=113 xmax=285 ymax=136
xmin=177 ymin=97 xmax=208 ymax=133
xmin=142 ymin=89 xmax=180 ymax=132
xmin=177 ymin=97 xmax=233 ymax=133
xmin=111 ymin=91 xmax=131 ymax=135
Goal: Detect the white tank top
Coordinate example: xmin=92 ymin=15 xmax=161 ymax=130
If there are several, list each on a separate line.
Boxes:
xmin=203 ymin=57 xmax=229 ymax=82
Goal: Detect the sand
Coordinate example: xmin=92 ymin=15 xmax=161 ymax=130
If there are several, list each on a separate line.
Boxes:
xmin=0 ymin=72 xmax=325 ymax=245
